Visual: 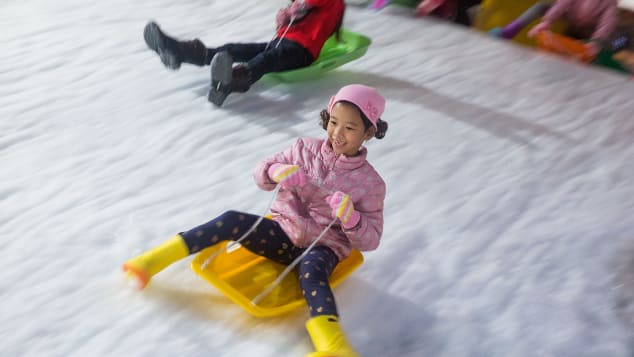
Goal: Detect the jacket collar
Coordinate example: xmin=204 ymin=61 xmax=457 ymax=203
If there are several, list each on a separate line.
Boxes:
xmin=320 ymin=139 xmax=368 ymax=170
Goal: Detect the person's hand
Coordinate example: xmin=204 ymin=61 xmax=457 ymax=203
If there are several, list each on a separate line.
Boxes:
xmin=327 ymin=191 xmax=361 ymax=229
xmin=584 ymin=41 xmax=600 ymax=59
xmin=414 ymin=0 xmax=444 ymax=17
xmin=276 ymin=7 xmax=292 ymax=29
xmin=268 ymin=164 xmax=308 ymax=188
xmin=528 ymin=21 xmax=549 ymax=38
xmin=289 ymin=1 xmax=311 ymax=21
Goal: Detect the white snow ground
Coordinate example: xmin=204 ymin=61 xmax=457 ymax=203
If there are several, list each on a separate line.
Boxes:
xmin=621 ymin=0 xmax=634 ymax=10
xmin=1 ymin=1 xmax=633 ymax=356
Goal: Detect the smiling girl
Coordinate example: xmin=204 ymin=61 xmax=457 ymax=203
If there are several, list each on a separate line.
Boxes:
xmin=123 ymin=84 xmax=388 ymax=357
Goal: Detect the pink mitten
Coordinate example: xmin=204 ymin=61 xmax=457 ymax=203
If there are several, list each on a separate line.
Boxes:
xmin=327 ymin=191 xmax=361 ymax=229
xmin=528 ymin=21 xmax=549 ymax=38
xmin=584 ymin=41 xmax=600 ymax=59
xmin=276 ymin=7 xmax=292 ymax=29
xmin=268 ymin=163 xmax=308 ymax=188
xmin=414 ymin=0 xmax=444 ymax=17
xmin=289 ymin=1 xmax=311 ymax=21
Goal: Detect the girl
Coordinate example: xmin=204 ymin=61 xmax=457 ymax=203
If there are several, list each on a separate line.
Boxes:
xmin=527 ymin=0 xmax=619 ymax=57
xmin=123 ymin=84 xmax=388 ymax=357
xmin=143 ymin=0 xmax=345 ymax=107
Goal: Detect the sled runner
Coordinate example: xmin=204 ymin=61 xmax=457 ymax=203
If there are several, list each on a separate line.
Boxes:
xmin=265 ymin=29 xmax=372 ymax=82
xmin=370 ymin=0 xmax=419 ymax=11
xmin=191 ymin=241 xmax=364 ymax=318
xmin=535 ymin=30 xmax=597 ymax=63
xmin=535 ymin=31 xmax=632 ymax=73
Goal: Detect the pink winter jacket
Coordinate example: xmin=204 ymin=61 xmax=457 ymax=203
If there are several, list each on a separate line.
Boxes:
xmin=543 ymin=0 xmax=618 ymax=41
xmin=253 ymin=137 xmax=386 ymax=260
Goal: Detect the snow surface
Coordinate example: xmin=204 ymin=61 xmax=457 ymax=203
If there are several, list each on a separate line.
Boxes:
xmin=1 ymin=0 xmax=634 ymax=356
xmin=621 ymin=0 xmax=634 ymax=10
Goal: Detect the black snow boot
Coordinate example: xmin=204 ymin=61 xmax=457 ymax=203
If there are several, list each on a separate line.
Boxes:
xmin=143 ymin=21 xmax=207 ymax=70
xmin=230 ymin=65 xmax=253 ymax=93
xmin=207 ymin=52 xmax=252 ymax=107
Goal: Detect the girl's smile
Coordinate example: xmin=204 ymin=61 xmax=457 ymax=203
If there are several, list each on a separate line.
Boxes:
xmin=328 ymin=102 xmax=374 ymax=156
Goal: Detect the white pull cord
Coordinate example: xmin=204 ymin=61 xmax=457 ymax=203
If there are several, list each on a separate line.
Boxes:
xmin=198 ymin=177 xmax=339 ymax=305
xmin=275 ymin=16 xmax=295 ymax=49
xmin=265 ymin=16 xmax=295 ymax=51
xmin=200 ymin=185 xmax=281 ymax=270
xmin=250 ymin=217 xmax=337 ymax=306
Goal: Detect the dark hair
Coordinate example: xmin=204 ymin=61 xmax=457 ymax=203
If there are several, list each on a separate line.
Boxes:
xmin=319 ymin=102 xmax=388 ymax=140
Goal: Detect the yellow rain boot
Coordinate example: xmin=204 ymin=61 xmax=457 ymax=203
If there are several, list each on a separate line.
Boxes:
xmin=305 ymin=315 xmax=360 ymax=357
xmin=122 ymin=235 xmax=189 ymax=289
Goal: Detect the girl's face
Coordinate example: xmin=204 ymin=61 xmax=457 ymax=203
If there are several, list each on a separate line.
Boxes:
xmin=327 ymin=102 xmax=375 ymax=156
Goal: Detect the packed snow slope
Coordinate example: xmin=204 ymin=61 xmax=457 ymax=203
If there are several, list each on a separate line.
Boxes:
xmin=1 ymin=0 xmax=633 ymax=356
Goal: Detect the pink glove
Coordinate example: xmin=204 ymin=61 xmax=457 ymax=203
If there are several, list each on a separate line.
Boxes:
xmin=528 ymin=21 xmax=550 ymax=38
xmin=327 ymin=191 xmax=361 ymax=229
xmin=415 ymin=0 xmax=445 ymax=17
xmin=268 ymin=163 xmax=308 ymax=189
xmin=584 ymin=41 xmax=600 ymax=59
xmin=276 ymin=7 xmax=292 ymax=29
xmin=289 ymin=1 xmax=311 ymax=21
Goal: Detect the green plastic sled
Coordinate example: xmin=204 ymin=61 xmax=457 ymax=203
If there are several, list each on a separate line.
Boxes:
xmin=370 ymin=0 xmax=418 ymax=9
xmin=593 ymin=50 xmax=631 ymax=74
xmin=390 ymin=0 xmax=419 ymax=7
xmin=265 ymin=29 xmax=372 ymax=82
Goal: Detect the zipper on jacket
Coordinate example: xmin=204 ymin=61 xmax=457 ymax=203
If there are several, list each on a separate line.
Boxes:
xmin=326 ymin=153 xmax=340 ymax=183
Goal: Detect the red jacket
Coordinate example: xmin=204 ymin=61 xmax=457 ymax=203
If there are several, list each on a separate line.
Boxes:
xmin=276 ymin=0 xmax=345 ymax=60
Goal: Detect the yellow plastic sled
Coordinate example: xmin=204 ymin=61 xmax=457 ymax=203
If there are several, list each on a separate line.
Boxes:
xmin=191 ymin=241 xmax=364 ymax=318
xmin=474 ymin=0 xmax=566 ymax=46
xmin=535 ymin=30 xmax=596 ymax=63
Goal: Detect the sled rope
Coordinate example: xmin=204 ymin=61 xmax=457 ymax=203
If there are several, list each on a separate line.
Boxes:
xmin=265 ymin=17 xmax=295 ymax=52
xmin=200 ymin=184 xmax=281 ymax=270
xmin=275 ymin=17 xmax=295 ymax=49
xmin=251 ymin=217 xmax=337 ymax=306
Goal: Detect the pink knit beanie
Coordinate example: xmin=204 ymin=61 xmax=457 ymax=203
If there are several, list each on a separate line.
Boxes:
xmin=328 ymin=84 xmax=385 ymax=129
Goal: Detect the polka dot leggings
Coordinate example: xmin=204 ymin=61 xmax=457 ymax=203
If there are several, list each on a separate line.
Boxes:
xmin=179 ymin=210 xmax=340 ymax=317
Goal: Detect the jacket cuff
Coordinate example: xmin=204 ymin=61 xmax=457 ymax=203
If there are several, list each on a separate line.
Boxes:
xmin=341 ymin=210 xmax=361 ymax=230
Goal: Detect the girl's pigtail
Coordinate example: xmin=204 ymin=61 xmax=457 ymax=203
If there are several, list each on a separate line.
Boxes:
xmin=374 ymin=119 xmax=388 ymax=139
xmin=320 ymin=109 xmax=330 ymax=130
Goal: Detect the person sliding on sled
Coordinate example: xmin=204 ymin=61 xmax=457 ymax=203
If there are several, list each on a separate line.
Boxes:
xmin=123 ymin=84 xmax=389 ymax=357
xmin=527 ymin=0 xmax=619 ymax=58
xmin=143 ymin=0 xmax=345 ymax=107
